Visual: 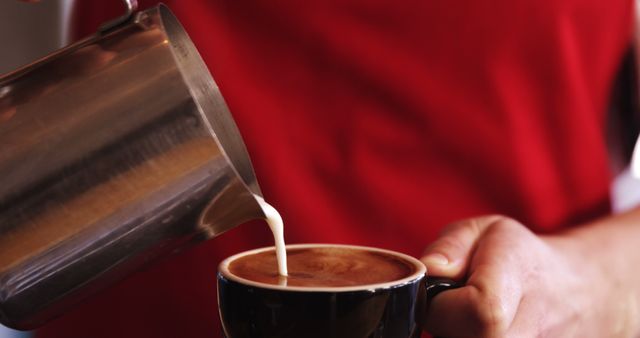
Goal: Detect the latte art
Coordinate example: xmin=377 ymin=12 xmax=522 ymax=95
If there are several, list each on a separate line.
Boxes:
xmin=228 ymin=246 xmax=416 ymax=287
xmin=236 ymin=199 xmax=418 ymax=288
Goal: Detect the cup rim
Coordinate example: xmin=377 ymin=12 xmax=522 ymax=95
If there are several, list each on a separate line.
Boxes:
xmin=218 ymin=243 xmax=427 ymax=292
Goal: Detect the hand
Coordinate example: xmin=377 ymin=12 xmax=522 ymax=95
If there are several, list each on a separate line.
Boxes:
xmin=420 ymin=215 xmax=638 ymax=337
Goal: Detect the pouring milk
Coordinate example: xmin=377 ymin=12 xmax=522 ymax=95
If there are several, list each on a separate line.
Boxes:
xmin=254 ymin=195 xmax=288 ymax=276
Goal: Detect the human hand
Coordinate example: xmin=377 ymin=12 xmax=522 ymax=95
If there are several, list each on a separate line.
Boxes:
xmin=420 ymin=215 xmax=638 ymax=337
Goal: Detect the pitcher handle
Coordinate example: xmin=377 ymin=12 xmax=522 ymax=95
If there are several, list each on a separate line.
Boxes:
xmin=99 ymin=0 xmax=139 ymax=32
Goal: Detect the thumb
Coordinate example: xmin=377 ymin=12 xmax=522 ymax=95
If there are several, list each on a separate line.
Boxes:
xmin=420 ymin=215 xmax=504 ymax=280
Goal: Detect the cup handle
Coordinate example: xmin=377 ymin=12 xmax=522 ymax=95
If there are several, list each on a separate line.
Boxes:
xmin=422 ymin=277 xmax=461 ymax=338
xmin=426 ymin=277 xmax=460 ymax=304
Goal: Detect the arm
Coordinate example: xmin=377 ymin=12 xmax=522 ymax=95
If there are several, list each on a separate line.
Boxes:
xmin=420 ymin=210 xmax=640 ymax=337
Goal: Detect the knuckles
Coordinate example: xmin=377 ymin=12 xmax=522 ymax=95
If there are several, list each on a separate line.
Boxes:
xmin=468 ymin=289 xmax=510 ymax=337
xmin=442 ymin=214 xmax=523 ymax=236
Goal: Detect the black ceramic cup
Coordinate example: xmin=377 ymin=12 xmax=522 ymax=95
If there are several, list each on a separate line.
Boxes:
xmin=217 ymin=244 xmax=456 ymax=338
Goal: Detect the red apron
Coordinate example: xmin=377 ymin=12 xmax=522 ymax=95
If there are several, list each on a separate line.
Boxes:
xmin=37 ymin=0 xmax=632 ymax=336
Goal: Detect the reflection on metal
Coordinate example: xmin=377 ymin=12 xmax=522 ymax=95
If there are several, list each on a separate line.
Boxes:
xmin=0 ymin=5 xmax=263 ymax=329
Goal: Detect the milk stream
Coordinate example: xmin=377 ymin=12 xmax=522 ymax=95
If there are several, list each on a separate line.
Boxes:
xmin=254 ymin=195 xmax=288 ymax=276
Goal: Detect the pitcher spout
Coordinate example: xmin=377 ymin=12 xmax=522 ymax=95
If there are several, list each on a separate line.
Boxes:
xmin=197 ymin=179 xmax=265 ymax=240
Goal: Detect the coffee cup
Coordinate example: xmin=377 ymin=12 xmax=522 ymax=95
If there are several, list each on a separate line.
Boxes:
xmin=217 ymin=244 xmax=457 ymax=338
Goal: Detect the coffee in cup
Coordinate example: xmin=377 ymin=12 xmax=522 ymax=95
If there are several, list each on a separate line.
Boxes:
xmin=227 ymin=245 xmax=418 ymax=287
xmin=218 ymin=244 xmax=455 ymax=338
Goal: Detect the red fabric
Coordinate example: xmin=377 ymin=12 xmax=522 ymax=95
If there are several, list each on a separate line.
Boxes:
xmin=38 ymin=0 xmax=631 ymax=337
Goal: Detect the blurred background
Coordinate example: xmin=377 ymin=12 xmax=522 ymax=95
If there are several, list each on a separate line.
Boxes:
xmin=0 ymin=0 xmax=73 ymax=74
xmin=0 ymin=1 xmax=639 ymax=337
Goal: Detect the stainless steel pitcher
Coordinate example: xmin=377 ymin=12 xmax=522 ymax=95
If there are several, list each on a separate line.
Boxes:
xmin=0 ymin=2 xmax=265 ymax=329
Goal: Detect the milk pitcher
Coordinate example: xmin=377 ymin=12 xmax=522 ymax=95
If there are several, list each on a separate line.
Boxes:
xmin=0 ymin=2 xmax=265 ymax=329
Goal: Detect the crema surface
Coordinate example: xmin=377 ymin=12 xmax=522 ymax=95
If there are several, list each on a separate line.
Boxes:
xmin=228 ymin=247 xmax=416 ymax=287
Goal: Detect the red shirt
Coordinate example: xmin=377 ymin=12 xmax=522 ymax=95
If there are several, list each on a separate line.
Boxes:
xmin=38 ymin=0 xmax=632 ymax=337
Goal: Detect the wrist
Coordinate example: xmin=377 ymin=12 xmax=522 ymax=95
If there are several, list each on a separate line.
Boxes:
xmin=545 ymin=224 xmax=640 ymax=337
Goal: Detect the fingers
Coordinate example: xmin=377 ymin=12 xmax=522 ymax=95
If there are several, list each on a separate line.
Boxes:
xmin=421 ymin=216 xmax=529 ymax=337
xmin=424 ymin=272 xmax=519 ymax=337
xmin=420 ymin=215 xmax=505 ymax=280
